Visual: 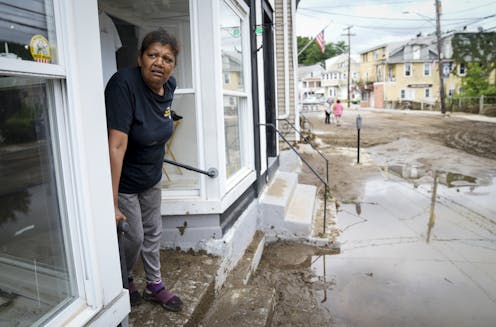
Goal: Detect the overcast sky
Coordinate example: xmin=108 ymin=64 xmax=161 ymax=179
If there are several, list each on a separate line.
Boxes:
xmin=296 ymin=0 xmax=496 ymax=53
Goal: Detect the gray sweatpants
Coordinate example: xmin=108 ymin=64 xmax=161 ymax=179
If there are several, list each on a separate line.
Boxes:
xmin=118 ymin=181 xmax=162 ymax=284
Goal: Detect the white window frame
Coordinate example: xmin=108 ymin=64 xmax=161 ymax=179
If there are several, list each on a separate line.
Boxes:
xmin=400 ymin=89 xmax=406 ymax=99
xmin=424 ymin=63 xmax=431 ymax=76
xmin=424 ymin=88 xmax=430 ymax=98
xmin=0 ymin=1 xmax=128 ymax=325
xmin=219 ymin=0 xmax=255 ymax=195
xmin=404 ymin=63 xmax=412 ymax=77
xmin=459 ymin=62 xmax=466 ymax=76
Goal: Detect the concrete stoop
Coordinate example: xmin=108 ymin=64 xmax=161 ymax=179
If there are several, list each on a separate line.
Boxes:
xmin=260 ymin=171 xmax=317 ymax=242
xmin=222 ymin=230 xmax=266 ymax=289
xmin=128 ymin=250 xmax=219 ymax=327
xmin=128 ymin=231 xmax=267 ymax=327
xmin=200 ymin=230 xmax=276 ymax=327
xmin=199 ymin=287 xmax=276 ymax=327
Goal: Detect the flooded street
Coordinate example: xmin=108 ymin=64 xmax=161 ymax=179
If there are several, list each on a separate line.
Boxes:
xmin=253 ymin=109 xmax=496 ymax=326
xmin=313 ymin=171 xmax=496 ymax=326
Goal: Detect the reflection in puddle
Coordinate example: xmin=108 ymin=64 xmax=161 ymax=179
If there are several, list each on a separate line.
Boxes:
xmin=316 ymin=165 xmax=496 ymax=326
xmin=426 ymin=170 xmax=438 ymax=243
xmin=444 ymin=172 xmax=477 ymax=187
xmin=381 ymin=164 xmax=483 ymax=189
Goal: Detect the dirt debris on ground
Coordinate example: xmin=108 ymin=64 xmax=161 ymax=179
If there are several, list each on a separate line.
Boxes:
xmin=252 ymin=109 xmax=496 ymax=326
xmin=250 ymin=242 xmax=336 ymax=327
xmin=299 ymin=110 xmax=496 ymax=204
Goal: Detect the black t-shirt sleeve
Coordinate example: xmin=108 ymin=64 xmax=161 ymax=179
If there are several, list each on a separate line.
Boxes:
xmin=167 ymin=75 xmax=177 ymax=95
xmin=105 ymin=73 xmax=134 ymax=134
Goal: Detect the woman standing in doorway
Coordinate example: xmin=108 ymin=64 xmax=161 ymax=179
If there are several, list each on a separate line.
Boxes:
xmin=105 ymin=29 xmax=183 ymax=312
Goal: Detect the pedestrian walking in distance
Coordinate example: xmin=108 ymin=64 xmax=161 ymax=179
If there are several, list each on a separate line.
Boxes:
xmin=324 ymin=98 xmax=333 ymax=124
xmin=332 ymin=99 xmax=344 ymax=126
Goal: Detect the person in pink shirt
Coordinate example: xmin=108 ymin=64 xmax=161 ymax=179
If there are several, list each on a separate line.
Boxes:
xmin=332 ymin=99 xmax=344 ymax=126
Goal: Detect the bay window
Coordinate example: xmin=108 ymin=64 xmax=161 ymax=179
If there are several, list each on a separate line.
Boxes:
xmin=97 ymin=0 xmax=200 ymax=196
xmin=0 ymin=2 xmax=77 ymax=325
xmin=1 ymin=1 xmax=128 ymax=325
xmin=0 ymin=76 xmax=77 ymax=326
xmin=220 ymin=0 xmax=252 ymax=182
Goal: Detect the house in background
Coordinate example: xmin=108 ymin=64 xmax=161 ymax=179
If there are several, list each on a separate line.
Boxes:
xmin=0 ymin=0 xmax=303 ymax=325
xmin=358 ymin=43 xmax=389 ymax=108
xmin=297 ymin=63 xmax=325 ymax=110
xmin=382 ymin=35 xmax=439 ymax=109
xmin=322 ymin=53 xmax=360 ymax=103
xmin=359 ymin=32 xmax=494 ymax=109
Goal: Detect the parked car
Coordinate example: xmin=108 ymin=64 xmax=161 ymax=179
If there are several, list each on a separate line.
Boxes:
xmin=351 ymin=97 xmax=361 ymax=104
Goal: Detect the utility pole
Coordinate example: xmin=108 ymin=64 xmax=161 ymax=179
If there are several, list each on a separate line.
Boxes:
xmin=435 ymin=0 xmax=446 ymax=114
xmin=342 ymin=26 xmax=355 ymax=108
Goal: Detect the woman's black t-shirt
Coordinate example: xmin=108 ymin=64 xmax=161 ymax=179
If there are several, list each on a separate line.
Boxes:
xmin=105 ymin=67 xmax=175 ymax=194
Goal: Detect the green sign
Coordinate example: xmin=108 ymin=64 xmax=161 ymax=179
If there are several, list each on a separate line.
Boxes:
xmin=231 ymin=28 xmax=240 ymax=37
xmin=255 ymin=25 xmax=263 ymax=35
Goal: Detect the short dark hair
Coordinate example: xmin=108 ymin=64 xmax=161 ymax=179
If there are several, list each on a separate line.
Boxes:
xmin=139 ymin=29 xmax=180 ymax=59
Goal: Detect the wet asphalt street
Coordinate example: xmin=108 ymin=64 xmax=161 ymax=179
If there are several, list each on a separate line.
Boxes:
xmin=312 ymin=170 xmax=496 ymax=327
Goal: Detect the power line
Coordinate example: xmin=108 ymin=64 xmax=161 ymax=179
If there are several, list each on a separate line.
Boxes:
xmin=299 ymin=0 xmax=417 ymax=10
xmin=298 ymin=7 xmax=487 ymax=22
xmin=297 ymin=11 xmax=486 ymax=32
xmin=299 ymin=0 xmax=495 ymax=13
xmin=443 ymin=1 xmax=496 ymax=14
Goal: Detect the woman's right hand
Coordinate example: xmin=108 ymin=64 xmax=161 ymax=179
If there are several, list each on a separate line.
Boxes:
xmin=115 ymin=206 xmax=127 ymax=226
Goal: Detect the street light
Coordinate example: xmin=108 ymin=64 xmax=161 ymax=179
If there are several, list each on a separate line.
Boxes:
xmin=402 ymin=11 xmax=436 ymax=26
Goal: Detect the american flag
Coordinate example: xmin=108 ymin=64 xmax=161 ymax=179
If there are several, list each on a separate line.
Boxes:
xmin=315 ymin=30 xmax=325 ymax=54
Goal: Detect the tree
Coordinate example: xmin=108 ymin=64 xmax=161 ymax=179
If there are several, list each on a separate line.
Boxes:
xmin=297 ymin=36 xmax=346 ymax=65
xmin=460 ymin=63 xmax=496 ymax=97
xmin=451 ymin=32 xmax=496 ymax=96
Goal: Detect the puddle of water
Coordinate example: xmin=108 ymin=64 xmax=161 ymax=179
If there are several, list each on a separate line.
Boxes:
xmin=381 ymin=164 xmax=482 ymax=188
xmin=311 ymin=169 xmax=496 ymax=326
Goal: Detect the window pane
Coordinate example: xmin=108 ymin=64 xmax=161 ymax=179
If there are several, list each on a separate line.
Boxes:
xmin=161 ymin=93 xmax=199 ymax=191
xmin=0 ymin=76 xmax=76 ymax=325
xmin=224 ymin=95 xmax=241 ymax=178
xmin=220 ymin=1 xmax=244 ymax=92
xmin=0 ymin=1 xmax=58 ymax=64
xmin=99 ymin=0 xmax=192 ymax=88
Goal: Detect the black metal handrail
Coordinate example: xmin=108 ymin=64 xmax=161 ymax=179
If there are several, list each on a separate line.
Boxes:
xmin=163 ymin=159 xmax=218 ymax=178
xmin=277 ymin=117 xmax=329 ymax=187
xmin=260 ymin=123 xmax=330 ymax=234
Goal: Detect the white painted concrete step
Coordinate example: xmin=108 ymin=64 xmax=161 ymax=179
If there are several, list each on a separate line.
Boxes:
xmin=285 ymin=184 xmax=316 ymax=236
xmin=260 ymin=171 xmax=298 ymax=217
xmin=260 ymin=169 xmax=318 ymax=241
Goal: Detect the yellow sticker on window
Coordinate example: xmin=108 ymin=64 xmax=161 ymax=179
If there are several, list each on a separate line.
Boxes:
xmin=29 ymin=35 xmax=51 ymax=63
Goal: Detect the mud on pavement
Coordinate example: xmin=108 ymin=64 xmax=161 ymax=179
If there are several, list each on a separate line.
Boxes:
xmin=252 ymin=109 xmax=496 ymax=326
